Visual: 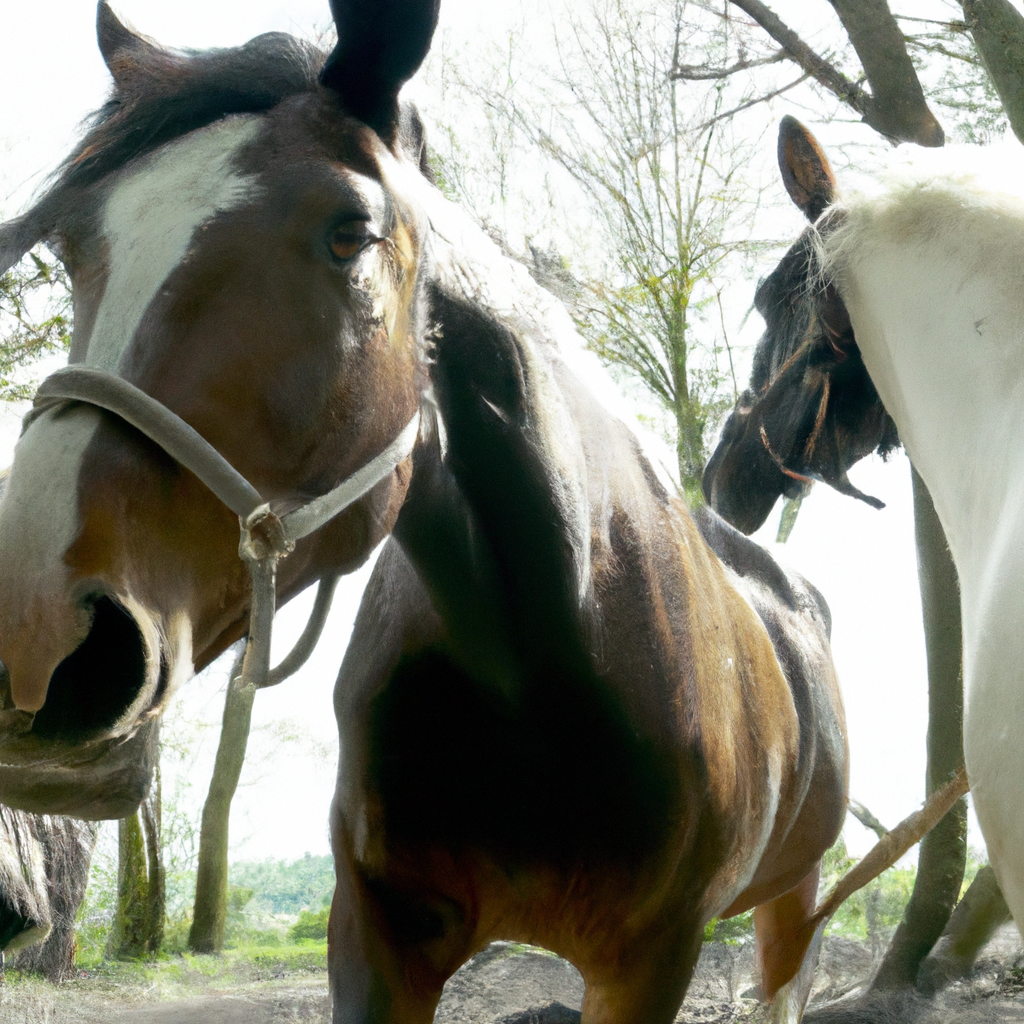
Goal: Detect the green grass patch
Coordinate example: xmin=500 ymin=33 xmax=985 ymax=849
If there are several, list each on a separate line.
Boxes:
xmin=60 ymin=943 xmax=328 ymax=997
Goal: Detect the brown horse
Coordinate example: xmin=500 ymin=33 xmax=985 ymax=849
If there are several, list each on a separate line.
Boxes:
xmin=0 ymin=4 xmax=845 ymax=1020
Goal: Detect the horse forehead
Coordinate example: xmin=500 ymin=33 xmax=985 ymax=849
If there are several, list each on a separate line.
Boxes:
xmin=86 ymin=115 xmax=265 ymax=372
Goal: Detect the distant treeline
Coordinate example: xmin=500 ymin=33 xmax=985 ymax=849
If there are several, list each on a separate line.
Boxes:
xmin=229 ymin=853 xmax=335 ymax=916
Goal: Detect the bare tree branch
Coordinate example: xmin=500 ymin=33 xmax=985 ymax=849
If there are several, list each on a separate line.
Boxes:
xmin=896 ymin=15 xmax=970 ymax=28
xmin=849 ymin=799 xmax=889 ymax=840
xmin=698 ymin=72 xmax=810 ymax=130
xmin=670 ymin=49 xmax=785 ymax=80
xmin=728 ymin=0 xmax=873 ymax=111
xmin=828 ymin=0 xmax=944 ymax=145
xmin=729 ymin=0 xmax=944 ymax=145
xmin=904 ymin=36 xmax=983 ymax=66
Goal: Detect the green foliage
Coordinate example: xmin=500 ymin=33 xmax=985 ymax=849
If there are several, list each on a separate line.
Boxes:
xmin=0 ymin=248 xmax=71 ymax=399
xmin=75 ymin=823 xmax=119 ymax=968
xmin=77 ymin=844 xmax=334 ymax=964
xmin=228 ymin=886 xmax=254 ymax=914
xmin=289 ymin=906 xmax=330 ymax=942
xmin=222 ymin=885 xmax=287 ymax=947
xmin=961 ymin=845 xmax=988 ymax=898
xmin=703 ymin=910 xmax=754 ymax=945
xmin=821 ymin=837 xmax=916 ymax=946
xmin=230 ymin=854 xmax=335 ymax=917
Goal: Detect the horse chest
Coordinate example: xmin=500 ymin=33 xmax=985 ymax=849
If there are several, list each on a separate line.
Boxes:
xmin=362 ymin=645 xmax=683 ymax=869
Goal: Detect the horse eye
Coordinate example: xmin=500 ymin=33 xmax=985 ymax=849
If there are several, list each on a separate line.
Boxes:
xmin=329 ymin=221 xmax=375 ymax=262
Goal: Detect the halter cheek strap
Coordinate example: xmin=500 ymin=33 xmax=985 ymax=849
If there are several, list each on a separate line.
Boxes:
xmin=27 ymin=365 xmax=420 ymax=692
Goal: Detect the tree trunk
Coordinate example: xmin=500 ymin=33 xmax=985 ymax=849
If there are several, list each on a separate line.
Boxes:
xmin=105 ymin=761 xmax=166 ymax=960
xmin=827 ymin=0 xmax=944 ymax=145
xmin=106 ymin=812 xmax=150 ymax=959
xmin=870 ymin=466 xmax=967 ymax=990
xmin=917 ymin=865 xmax=1011 ymax=993
xmin=961 ymin=0 xmax=1024 ymax=144
xmin=141 ymin=767 xmax=165 ymax=954
xmin=189 ymin=651 xmax=254 ymax=954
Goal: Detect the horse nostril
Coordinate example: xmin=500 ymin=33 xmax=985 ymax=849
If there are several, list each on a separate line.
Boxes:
xmin=30 ymin=596 xmax=148 ymax=743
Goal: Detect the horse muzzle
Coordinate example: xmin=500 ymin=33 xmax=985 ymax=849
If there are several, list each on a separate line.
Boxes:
xmin=0 ymin=591 xmax=171 ymax=819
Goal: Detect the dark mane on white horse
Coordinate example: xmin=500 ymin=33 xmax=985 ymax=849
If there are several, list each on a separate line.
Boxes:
xmin=702 ymin=147 xmax=901 ymax=535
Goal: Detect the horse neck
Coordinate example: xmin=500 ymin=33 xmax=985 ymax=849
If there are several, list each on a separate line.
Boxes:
xmin=392 ymin=190 xmax=601 ymax=687
xmin=839 ymin=237 xmax=1024 ymax=599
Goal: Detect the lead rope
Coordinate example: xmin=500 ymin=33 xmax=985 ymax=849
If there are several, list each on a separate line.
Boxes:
xmin=27 ymin=365 xmax=421 ymax=692
xmin=235 ymin=510 xmax=335 ymax=691
xmin=237 ymin=506 xmax=293 ymax=691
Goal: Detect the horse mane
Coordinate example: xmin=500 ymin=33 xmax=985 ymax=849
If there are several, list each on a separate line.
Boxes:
xmin=819 ymin=144 xmax=1024 ymax=289
xmin=409 ymin=182 xmax=574 ymax=355
xmin=57 ymin=32 xmax=325 ymax=192
xmin=0 ymin=30 xmax=325 ymax=263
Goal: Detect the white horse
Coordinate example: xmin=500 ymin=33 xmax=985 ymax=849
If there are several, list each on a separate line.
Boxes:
xmin=703 ymin=116 xmax=1024 ymax=933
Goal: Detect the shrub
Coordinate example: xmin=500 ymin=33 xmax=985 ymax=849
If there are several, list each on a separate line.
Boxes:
xmin=290 ymin=907 xmax=330 ymax=942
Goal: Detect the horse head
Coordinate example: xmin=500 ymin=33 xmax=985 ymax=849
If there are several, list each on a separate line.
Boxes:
xmin=0 ymin=0 xmax=439 ymax=817
xmin=702 ymin=116 xmax=899 ymax=534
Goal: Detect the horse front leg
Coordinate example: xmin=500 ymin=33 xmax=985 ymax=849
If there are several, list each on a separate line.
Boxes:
xmin=753 ymin=864 xmax=823 ymax=1024
xmin=329 ymin=827 xmax=444 ymax=1024
xmin=330 ymin=809 xmax=482 ymax=1024
xmin=577 ymin=918 xmax=705 ymax=1024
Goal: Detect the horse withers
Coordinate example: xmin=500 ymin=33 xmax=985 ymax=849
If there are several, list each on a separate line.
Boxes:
xmin=0 ymin=5 xmax=846 ymax=1020
xmin=704 ymin=116 xmax=1024 ymax=942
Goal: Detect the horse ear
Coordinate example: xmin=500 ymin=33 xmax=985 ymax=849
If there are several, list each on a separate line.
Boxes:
xmin=778 ymin=116 xmax=836 ymax=223
xmin=320 ymin=0 xmax=441 ymax=144
xmin=97 ymin=1 xmax=161 ymax=87
xmin=398 ymin=103 xmax=434 ymax=180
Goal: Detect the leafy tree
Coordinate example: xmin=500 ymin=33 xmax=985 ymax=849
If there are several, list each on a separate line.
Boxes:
xmin=231 ymin=854 xmax=336 ymax=917
xmin=0 ymin=249 xmax=71 ymax=398
xmin=289 ymin=903 xmax=330 ymax=943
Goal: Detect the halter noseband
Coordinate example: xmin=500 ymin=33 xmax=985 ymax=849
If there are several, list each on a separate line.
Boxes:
xmin=26 ymin=365 xmax=420 ymax=692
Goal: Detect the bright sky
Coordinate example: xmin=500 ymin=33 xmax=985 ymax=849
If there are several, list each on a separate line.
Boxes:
xmin=0 ymin=0 xmax=987 ymax=865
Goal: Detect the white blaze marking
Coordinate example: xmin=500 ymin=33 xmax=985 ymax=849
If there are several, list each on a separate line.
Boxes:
xmin=0 ymin=116 xmax=263 ymax=708
xmin=87 ymin=115 xmax=262 ymax=370
xmin=0 ymin=406 xmax=102 ymax=708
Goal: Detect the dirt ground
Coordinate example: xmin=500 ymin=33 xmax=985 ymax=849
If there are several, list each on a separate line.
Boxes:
xmin=1 ymin=928 xmax=1024 ymax=1024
